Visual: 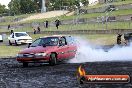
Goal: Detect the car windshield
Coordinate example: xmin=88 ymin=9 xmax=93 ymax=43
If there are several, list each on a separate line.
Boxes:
xmin=30 ymin=37 xmax=59 ymax=47
xmin=15 ymin=33 xmax=28 ymax=37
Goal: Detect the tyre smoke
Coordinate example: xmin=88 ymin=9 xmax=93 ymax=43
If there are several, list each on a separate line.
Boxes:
xmin=69 ymin=37 xmax=132 ymax=63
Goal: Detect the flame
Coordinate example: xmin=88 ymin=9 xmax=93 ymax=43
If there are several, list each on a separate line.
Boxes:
xmin=78 ymin=65 xmax=86 ymax=76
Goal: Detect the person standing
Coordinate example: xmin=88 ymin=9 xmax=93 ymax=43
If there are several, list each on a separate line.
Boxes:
xmin=10 ymin=29 xmax=14 ymax=34
xmin=55 ymin=19 xmax=60 ymax=29
xmin=37 ymin=26 xmax=41 ymax=33
xmin=8 ymin=24 xmax=10 ymax=30
xmin=124 ymin=34 xmax=130 ymax=46
xmin=117 ymin=34 xmax=122 ymax=45
xmin=45 ymin=20 xmax=48 ymax=28
xmin=33 ymin=27 xmax=36 ymax=34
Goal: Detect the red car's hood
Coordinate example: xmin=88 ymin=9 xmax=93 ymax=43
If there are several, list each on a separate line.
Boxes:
xmin=19 ymin=46 xmax=58 ymax=54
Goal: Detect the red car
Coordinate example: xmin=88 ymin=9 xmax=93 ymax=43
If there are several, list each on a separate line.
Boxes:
xmin=16 ymin=35 xmax=77 ymax=67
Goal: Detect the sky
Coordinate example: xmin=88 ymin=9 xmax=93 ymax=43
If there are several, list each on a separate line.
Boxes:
xmin=0 ymin=0 xmax=98 ymax=8
xmin=0 ymin=0 xmax=11 ymax=8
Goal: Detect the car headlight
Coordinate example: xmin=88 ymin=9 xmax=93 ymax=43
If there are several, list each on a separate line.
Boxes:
xmin=35 ymin=53 xmax=47 ymax=57
xmin=17 ymin=54 xmax=23 ymax=57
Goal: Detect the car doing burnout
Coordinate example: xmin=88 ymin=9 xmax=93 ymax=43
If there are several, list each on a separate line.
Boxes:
xmin=16 ymin=35 xmax=77 ymax=67
xmin=8 ymin=32 xmax=32 ymax=45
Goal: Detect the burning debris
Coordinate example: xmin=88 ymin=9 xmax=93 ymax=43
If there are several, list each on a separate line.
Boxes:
xmin=77 ymin=66 xmax=87 ymax=84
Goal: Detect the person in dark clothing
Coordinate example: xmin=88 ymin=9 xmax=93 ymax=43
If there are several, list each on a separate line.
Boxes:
xmin=37 ymin=27 xmax=41 ymax=33
xmin=33 ymin=28 xmax=36 ymax=34
xmin=45 ymin=20 xmax=48 ymax=28
xmin=8 ymin=24 xmax=10 ymax=30
xmin=124 ymin=34 xmax=130 ymax=46
xmin=10 ymin=29 xmax=14 ymax=34
xmin=117 ymin=34 xmax=122 ymax=45
xmin=55 ymin=19 xmax=60 ymax=29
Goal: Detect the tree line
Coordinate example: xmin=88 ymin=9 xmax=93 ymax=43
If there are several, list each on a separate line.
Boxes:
xmin=0 ymin=0 xmax=89 ymax=16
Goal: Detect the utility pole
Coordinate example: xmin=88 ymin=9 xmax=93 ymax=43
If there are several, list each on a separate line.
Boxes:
xmin=41 ymin=0 xmax=46 ymax=13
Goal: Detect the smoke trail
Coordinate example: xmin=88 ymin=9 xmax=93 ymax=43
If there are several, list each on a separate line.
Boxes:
xmin=69 ymin=37 xmax=132 ymax=63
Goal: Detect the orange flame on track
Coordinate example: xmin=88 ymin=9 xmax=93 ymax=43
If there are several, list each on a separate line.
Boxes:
xmin=78 ymin=65 xmax=86 ymax=76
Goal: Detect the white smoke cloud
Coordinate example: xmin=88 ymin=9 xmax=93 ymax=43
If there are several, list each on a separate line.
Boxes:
xmin=69 ymin=37 xmax=132 ymax=63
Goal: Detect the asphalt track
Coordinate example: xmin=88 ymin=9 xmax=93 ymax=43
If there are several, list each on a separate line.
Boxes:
xmin=0 ymin=58 xmax=132 ymax=88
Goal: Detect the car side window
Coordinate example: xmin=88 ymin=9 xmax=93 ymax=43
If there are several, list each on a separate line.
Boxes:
xmin=59 ymin=37 xmax=66 ymax=46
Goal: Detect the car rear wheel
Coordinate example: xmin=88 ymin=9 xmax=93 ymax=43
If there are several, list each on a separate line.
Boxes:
xmin=9 ymin=40 xmax=12 ymax=45
xmin=23 ymin=62 xmax=28 ymax=67
xmin=49 ymin=53 xmax=57 ymax=66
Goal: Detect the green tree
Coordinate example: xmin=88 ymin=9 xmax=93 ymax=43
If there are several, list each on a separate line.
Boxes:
xmin=0 ymin=4 xmax=6 ymax=14
xmin=20 ymin=0 xmax=34 ymax=14
xmin=47 ymin=0 xmax=89 ymax=10
xmin=8 ymin=0 xmax=21 ymax=15
xmin=81 ymin=0 xmax=89 ymax=6
xmin=8 ymin=0 xmax=40 ymax=15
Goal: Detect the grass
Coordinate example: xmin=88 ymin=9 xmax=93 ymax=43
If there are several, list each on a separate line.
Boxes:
xmin=82 ymin=0 xmax=132 ymax=9
xmin=3 ymin=14 xmax=34 ymax=21
xmin=80 ymin=34 xmax=117 ymax=45
xmin=0 ymin=45 xmax=22 ymax=57
xmin=0 ymin=13 xmax=35 ymax=26
xmin=61 ymin=9 xmax=132 ymax=20
xmin=0 ymin=34 xmax=117 ymax=57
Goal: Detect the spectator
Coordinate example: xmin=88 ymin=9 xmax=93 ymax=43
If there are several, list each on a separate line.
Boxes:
xmin=33 ymin=28 xmax=36 ymax=34
xmin=10 ymin=29 xmax=14 ymax=34
xmin=45 ymin=20 xmax=48 ymax=28
xmin=37 ymin=27 xmax=41 ymax=33
xmin=8 ymin=24 xmax=10 ymax=30
xmin=124 ymin=34 xmax=130 ymax=46
xmin=55 ymin=19 xmax=60 ymax=29
xmin=117 ymin=34 xmax=122 ymax=45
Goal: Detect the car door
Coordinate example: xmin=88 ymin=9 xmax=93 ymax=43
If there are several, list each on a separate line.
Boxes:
xmin=10 ymin=33 xmax=15 ymax=43
xmin=57 ymin=37 xmax=68 ymax=60
xmin=65 ymin=36 xmax=77 ymax=59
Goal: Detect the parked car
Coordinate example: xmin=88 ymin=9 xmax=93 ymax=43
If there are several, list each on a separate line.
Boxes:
xmin=16 ymin=35 xmax=77 ymax=67
xmin=0 ymin=35 xmax=3 ymax=42
xmin=8 ymin=32 xmax=32 ymax=45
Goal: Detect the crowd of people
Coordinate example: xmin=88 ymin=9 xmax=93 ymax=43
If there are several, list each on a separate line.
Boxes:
xmin=32 ymin=19 xmax=61 ymax=34
xmin=8 ymin=19 xmax=61 ymax=35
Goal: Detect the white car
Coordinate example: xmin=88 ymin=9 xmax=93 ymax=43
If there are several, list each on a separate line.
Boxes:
xmin=0 ymin=35 xmax=3 ymax=42
xmin=8 ymin=32 xmax=32 ymax=45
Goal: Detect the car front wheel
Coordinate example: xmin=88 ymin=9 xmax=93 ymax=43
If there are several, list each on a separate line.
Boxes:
xmin=23 ymin=62 xmax=28 ymax=67
xmin=49 ymin=53 xmax=57 ymax=66
xmin=9 ymin=40 xmax=12 ymax=45
xmin=15 ymin=40 xmax=18 ymax=46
